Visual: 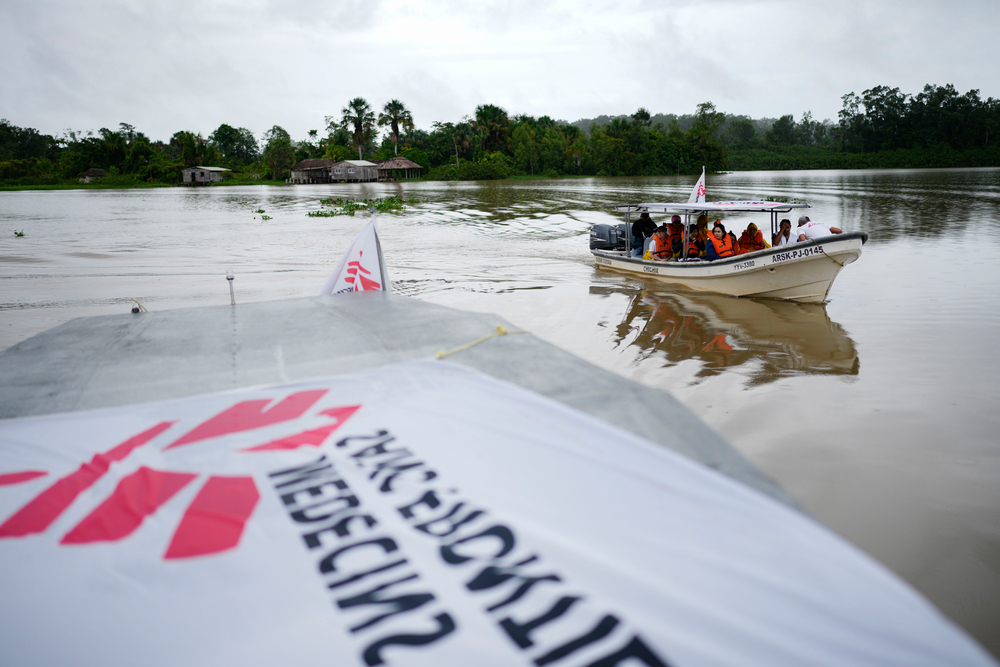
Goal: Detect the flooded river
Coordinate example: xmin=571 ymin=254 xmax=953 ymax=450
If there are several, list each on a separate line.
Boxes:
xmin=2 ymin=169 xmax=1000 ymax=656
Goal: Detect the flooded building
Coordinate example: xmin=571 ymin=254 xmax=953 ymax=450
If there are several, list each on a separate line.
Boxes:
xmin=376 ymin=156 xmax=423 ymax=181
xmin=331 ymin=160 xmax=378 ymax=182
xmin=289 ymin=158 xmax=336 ymax=184
xmin=77 ymin=168 xmax=107 ymax=183
xmin=181 ymin=166 xmax=229 ymax=185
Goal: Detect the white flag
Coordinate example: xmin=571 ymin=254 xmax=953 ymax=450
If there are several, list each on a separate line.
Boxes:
xmin=319 ymin=214 xmax=391 ymax=295
xmin=687 ymin=166 xmax=706 ymax=204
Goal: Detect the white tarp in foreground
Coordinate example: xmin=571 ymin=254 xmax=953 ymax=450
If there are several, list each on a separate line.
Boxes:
xmin=0 ymin=361 xmax=992 ymax=667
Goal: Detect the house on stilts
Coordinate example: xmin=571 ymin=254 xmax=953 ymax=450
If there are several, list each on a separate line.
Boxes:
xmin=290 ymin=158 xmax=336 ymax=184
xmin=376 ymin=157 xmax=423 ymax=181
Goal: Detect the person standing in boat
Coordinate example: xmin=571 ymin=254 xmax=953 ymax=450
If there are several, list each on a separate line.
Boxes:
xmin=696 ymin=215 xmax=710 ymax=258
xmin=773 ymin=219 xmax=796 ymax=246
xmin=706 ymin=222 xmax=737 ymax=260
xmin=667 ymin=215 xmax=685 ymax=258
xmin=796 ymin=215 xmax=842 ymax=241
xmin=630 ymin=212 xmax=657 ymax=257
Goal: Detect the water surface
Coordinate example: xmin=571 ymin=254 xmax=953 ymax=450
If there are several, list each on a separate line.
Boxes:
xmin=2 ymin=169 xmax=999 ymax=656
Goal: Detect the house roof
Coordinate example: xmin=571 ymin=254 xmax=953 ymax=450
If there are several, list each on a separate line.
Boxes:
xmin=377 ymin=157 xmax=423 ymax=170
xmin=291 ymin=158 xmax=336 ymax=171
xmin=185 ymin=166 xmax=230 ymax=172
xmin=342 ymin=160 xmax=378 ymax=167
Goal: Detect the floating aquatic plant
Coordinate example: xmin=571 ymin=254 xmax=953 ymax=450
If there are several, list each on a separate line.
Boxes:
xmin=14 ymin=230 xmax=25 ymax=237
xmin=759 ymin=195 xmax=805 ymax=204
xmin=307 ymin=195 xmax=424 ymax=217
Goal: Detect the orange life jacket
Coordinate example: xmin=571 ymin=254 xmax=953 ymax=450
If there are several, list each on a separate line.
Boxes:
xmin=739 ymin=230 xmax=766 ymax=254
xmin=709 ymin=232 xmax=736 ymax=258
xmin=686 ymin=233 xmax=702 ymax=257
xmin=667 ymin=223 xmax=684 ymax=255
xmin=651 ymin=235 xmax=671 ymax=259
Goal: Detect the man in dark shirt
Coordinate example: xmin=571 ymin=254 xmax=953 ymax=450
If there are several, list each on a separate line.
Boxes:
xmin=630 ymin=212 xmax=657 ymax=257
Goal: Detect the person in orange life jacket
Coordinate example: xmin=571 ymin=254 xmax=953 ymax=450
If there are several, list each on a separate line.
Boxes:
xmin=738 ymin=222 xmax=770 ymax=254
xmin=667 ymin=215 xmax=685 ymax=257
xmin=796 ymin=215 xmax=842 ymax=242
xmin=706 ymin=222 xmax=737 ymax=260
xmin=650 ymin=226 xmax=673 ymax=260
xmin=686 ymin=224 xmax=704 ymax=258
xmin=773 ymin=218 xmax=796 ymax=246
xmin=714 ymin=220 xmax=738 ymax=253
xmin=696 ymin=215 xmax=710 ymax=258
xmin=630 ymin=212 xmax=657 ymax=257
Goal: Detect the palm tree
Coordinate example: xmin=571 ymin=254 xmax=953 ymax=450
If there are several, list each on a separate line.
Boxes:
xmin=433 ymin=121 xmax=472 ymax=166
xmin=340 ymin=97 xmax=376 ymax=160
xmin=473 ymin=104 xmax=511 ymax=154
xmin=378 ymin=100 xmax=414 ymax=156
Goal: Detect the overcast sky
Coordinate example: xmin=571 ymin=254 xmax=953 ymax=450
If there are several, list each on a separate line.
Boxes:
xmin=2 ymin=0 xmax=998 ymax=143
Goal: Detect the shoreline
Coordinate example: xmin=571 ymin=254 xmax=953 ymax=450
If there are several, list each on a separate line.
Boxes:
xmin=3 ymin=164 xmax=999 ymax=191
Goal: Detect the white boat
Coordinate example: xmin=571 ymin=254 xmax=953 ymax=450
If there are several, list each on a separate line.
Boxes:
xmin=590 ymin=181 xmax=868 ymax=303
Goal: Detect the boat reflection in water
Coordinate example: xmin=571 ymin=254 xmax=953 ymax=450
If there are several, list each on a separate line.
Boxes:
xmin=595 ymin=285 xmax=859 ymax=386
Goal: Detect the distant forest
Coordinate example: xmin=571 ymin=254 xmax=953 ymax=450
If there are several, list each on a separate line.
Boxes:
xmin=2 ymin=83 xmax=998 ymax=187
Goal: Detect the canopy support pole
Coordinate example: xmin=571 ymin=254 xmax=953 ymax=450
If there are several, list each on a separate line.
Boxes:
xmin=625 ymin=209 xmax=632 ymax=256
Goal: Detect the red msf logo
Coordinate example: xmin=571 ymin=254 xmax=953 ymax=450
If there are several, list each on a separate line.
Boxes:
xmin=0 ymin=391 xmax=359 ymax=560
xmin=346 ymin=251 xmax=382 ymax=291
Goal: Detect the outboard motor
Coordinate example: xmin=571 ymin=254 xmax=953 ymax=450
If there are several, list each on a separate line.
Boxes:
xmin=590 ymin=223 xmax=628 ymax=251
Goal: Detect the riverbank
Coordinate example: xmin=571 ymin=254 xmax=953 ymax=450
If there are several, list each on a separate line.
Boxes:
xmin=0 ymin=179 xmax=289 ymax=191
xmin=3 ymin=151 xmax=1000 ymax=191
xmin=729 ymin=145 xmax=1000 ymax=171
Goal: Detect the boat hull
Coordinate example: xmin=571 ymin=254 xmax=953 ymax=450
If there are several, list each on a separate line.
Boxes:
xmin=592 ymin=232 xmax=867 ymax=303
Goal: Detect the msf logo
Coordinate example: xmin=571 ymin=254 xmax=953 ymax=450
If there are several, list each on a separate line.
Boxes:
xmin=345 ymin=251 xmax=382 ymax=292
xmin=0 ymin=390 xmax=359 ymax=560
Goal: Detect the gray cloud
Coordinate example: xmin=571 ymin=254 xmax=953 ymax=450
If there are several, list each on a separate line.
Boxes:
xmin=1 ymin=0 xmax=997 ymax=143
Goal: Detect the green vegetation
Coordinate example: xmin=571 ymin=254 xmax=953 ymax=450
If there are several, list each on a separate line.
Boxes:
xmin=336 ymin=86 xmax=1000 ymax=179
xmin=724 ymin=84 xmax=1000 ymax=170
xmin=2 ymin=83 xmax=997 ymax=189
xmin=0 ymin=119 xmax=267 ymax=187
xmin=333 ymin=98 xmax=377 ymax=161
xmin=261 ymin=126 xmax=294 ymax=181
xmin=307 ymin=195 xmax=424 ymax=217
xmin=378 ymin=100 xmax=414 ymax=156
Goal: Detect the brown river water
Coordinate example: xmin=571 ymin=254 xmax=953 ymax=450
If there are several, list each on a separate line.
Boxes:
xmin=2 ymin=169 xmax=1000 ymax=656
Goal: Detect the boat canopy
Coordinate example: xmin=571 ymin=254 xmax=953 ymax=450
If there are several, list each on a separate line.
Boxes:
xmin=616 ymin=201 xmax=811 ymax=214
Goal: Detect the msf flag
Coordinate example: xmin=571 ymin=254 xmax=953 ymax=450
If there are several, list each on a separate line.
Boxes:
xmin=319 ymin=214 xmax=391 ymax=295
xmin=687 ymin=166 xmax=706 ymax=204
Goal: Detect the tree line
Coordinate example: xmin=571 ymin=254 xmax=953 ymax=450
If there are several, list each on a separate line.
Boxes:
xmin=2 ymin=83 xmax=998 ymax=187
